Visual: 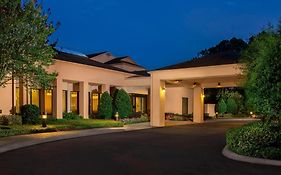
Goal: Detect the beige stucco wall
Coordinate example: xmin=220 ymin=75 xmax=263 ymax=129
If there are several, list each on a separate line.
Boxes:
xmin=165 ymin=87 xmax=193 ymax=114
xmin=204 ymin=104 xmax=216 ymax=117
xmin=0 ymin=82 xmax=13 ymax=115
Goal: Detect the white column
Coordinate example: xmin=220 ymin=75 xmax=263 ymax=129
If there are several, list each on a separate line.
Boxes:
xmin=193 ymin=86 xmax=204 ymax=123
xmin=101 ymin=84 xmax=110 ymax=93
xmin=150 ymin=76 xmax=165 ymax=127
xmin=79 ymin=81 xmax=89 ymax=119
xmin=67 ymin=90 xmax=71 ymax=113
xmin=53 ymin=78 xmax=63 ymax=119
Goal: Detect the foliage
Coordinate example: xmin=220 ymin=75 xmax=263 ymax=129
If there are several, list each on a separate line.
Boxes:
xmin=241 ymin=22 xmax=281 ymax=123
xmin=0 ymin=115 xmax=22 ymax=125
xmin=121 ymin=114 xmax=150 ymax=125
xmin=0 ymin=0 xmax=58 ymax=88
xmin=98 ymin=92 xmax=113 ymax=119
xmin=226 ymin=97 xmax=238 ymax=114
xmin=226 ymin=121 xmax=281 ymax=160
xmin=20 ymin=104 xmax=40 ymax=124
xmin=217 ymin=99 xmax=227 ymax=115
xmin=63 ymin=112 xmax=83 ymax=120
xmin=113 ymin=89 xmax=133 ymax=118
xmin=217 ymin=89 xmax=245 ymax=113
xmin=198 ymin=37 xmax=247 ymax=57
xmin=0 ymin=119 xmax=123 ymax=137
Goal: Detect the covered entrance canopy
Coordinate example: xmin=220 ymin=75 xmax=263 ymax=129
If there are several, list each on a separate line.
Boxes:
xmin=149 ymin=52 xmax=243 ymax=127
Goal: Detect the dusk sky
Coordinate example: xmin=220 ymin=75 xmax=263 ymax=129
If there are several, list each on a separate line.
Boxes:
xmin=43 ymin=0 xmax=281 ymax=70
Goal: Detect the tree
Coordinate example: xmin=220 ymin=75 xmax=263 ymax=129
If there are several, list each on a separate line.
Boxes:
xmin=98 ymin=92 xmax=113 ymax=119
xmin=198 ymin=37 xmax=247 ymax=57
xmin=218 ymin=99 xmax=227 ymax=115
xmin=226 ymin=97 xmax=238 ymax=114
xmin=0 ymin=0 xmax=58 ymax=88
xmin=241 ymin=22 xmax=281 ymax=123
xmin=113 ymin=89 xmax=133 ymax=118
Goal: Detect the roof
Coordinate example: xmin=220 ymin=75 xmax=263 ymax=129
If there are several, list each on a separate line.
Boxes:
xmin=154 ymin=51 xmax=240 ymax=71
xmin=54 ymin=51 xmax=135 ymax=74
xmin=86 ymin=51 xmax=108 ymax=58
xmin=105 ymin=56 xmax=146 ymax=69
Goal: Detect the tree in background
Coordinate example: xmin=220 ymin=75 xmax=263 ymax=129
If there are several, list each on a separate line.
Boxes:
xmin=113 ymin=89 xmax=133 ymax=118
xmin=198 ymin=37 xmax=248 ymax=57
xmin=241 ymin=23 xmax=281 ymax=124
xmin=226 ymin=97 xmax=238 ymax=114
xmin=0 ymin=0 xmax=58 ymax=88
xmin=218 ymin=99 xmax=227 ymax=115
xmin=98 ymin=92 xmax=113 ymax=119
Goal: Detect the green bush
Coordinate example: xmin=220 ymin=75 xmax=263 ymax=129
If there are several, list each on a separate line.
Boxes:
xmin=226 ymin=121 xmax=281 ymax=160
xmin=121 ymin=114 xmax=149 ymax=124
xmin=63 ymin=112 xmax=83 ymax=120
xmin=20 ymin=104 xmax=40 ymax=124
xmin=0 ymin=115 xmax=22 ymax=125
xmin=113 ymin=89 xmax=133 ymax=118
xmin=218 ymin=99 xmax=227 ymax=115
xmin=226 ymin=97 xmax=238 ymax=114
xmin=98 ymin=92 xmax=113 ymax=119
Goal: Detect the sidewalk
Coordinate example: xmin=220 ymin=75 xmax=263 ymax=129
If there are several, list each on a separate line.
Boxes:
xmin=0 ymin=122 xmax=151 ymax=154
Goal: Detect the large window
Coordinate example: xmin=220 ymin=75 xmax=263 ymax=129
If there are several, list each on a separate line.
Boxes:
xmin=31 ymin=89 xmax=40 ymax=107
xmin=70 ymin=91 xmax=79 ymax=114
xmin=62 ymin=90 xmax=67 ymax=113
xmin=92 ymin=93 xmax=99 ymax=113
xmin=131 ymin=94 xmax=147 ymax=113
xmin=44 ymin=90 xmax=52 ymax=114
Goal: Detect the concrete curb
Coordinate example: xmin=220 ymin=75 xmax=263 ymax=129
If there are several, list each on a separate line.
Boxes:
xmin=0 ymin=123 xmax=152 ymax=154
xmin=222 ymin=145 xmax=281 ymax=166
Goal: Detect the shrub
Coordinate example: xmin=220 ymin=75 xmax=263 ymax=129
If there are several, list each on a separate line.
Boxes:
xmin=63 ymin=112 xmax=83 ymax=120
xmin=226 ymin=121 xmax=281 ymax=160
xmin=226 ymin=97 xmax=238 ymax=114
xmin=20 ymin=104 xmax=40 ymax=124
xmin=0 ymin=115 xmax=22 ymax=125
xmin=113 ymin=89 xmax=133 ymax=118
xmin=98 ymin=92 xmax=113 ymax=119
xmin=121 ymin=114 xmax=149 ymax=124
xmin=218 ymin=99 xmax=227 ymax=115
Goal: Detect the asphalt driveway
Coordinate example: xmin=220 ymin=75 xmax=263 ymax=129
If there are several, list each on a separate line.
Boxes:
xmin=0 ymin=121 xmax=280 ymax=175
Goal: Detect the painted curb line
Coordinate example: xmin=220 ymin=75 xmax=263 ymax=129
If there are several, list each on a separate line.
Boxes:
xmin=0 ymin=125 xmax=152 ymax=154
xmin=222 ymin=146 xmax=281 ymax=166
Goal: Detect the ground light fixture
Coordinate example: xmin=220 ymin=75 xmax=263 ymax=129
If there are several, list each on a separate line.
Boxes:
xmin=42 ymin=113 xmax=47 ymax=128
xmin=115 ymin=112 xmax=119 ymax=121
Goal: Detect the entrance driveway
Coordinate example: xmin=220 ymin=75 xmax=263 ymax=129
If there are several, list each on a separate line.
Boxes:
xmin=0 ymin=121 xmax=280 ymax=175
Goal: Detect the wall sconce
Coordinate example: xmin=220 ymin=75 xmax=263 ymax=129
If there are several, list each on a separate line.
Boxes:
xmin=162 ymin=87 xmax=166 ymax=93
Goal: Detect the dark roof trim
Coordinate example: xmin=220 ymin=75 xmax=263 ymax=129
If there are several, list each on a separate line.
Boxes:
xmin=153 ymin=51 xmax=240 ymax=71
xmin=86 ymin=51 xmax=108 ymax=58
xmin=54 ymin=51 xmax=149 ymax=77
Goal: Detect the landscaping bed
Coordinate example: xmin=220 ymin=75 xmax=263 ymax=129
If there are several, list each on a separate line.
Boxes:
xmin=226 ymin=121 xmax=281 ymax=160
xmin=0 ymin=119 xmax=124 ymax=137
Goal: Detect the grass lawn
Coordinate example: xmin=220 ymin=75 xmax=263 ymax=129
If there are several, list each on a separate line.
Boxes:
xmin=0 ymin=119 xmax=123 ymax=137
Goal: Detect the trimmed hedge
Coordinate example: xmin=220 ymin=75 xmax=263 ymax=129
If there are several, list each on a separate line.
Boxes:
xmin=226 ymin=121 xmax=281 ymax=160
xmin=0 ymin=115 xmax=22 ymax=125
xmin=20 ymin=104 xmax=40 ymax=124
xmin=218 ymin=99 xmax=227 ymax=115
xmin=113 ymin=89 xmax=133 ymax=118
xmin=63 ymin=112 xmax=83 ymax=120
xmin=226 ymin=97 xmax=238 ymax=114
xmin=98 ymin=92 xmax=113 ymax=119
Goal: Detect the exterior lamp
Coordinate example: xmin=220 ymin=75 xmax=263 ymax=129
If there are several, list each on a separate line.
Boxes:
xmin=162 ymin=87 xmax=166 ymax=93
xmin=115 ymin=112 xmax=119 ymax=121
xmin=217 ymin=82 xmax=221 ymax=88
xmin=42 ymin=113 xmax=47 ymax=128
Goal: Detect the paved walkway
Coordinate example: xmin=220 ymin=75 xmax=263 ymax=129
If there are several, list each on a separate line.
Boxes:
xmin=0 ymin=122 xmax=151 ymax=154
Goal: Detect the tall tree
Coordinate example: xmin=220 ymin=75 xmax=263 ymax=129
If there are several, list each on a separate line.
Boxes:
xmin=0 ymin=0 xmax=58 ymax=88
xmin=198 ymin=37 xmax=248 ymax=57
xmin=241 ymin=23 xmax=281 ymax=124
